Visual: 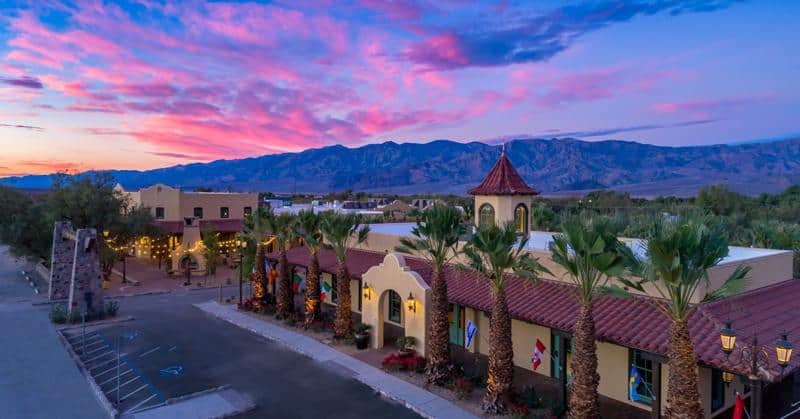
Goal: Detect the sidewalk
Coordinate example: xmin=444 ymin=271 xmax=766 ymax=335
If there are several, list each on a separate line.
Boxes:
xmin=195 ymin=301 xmax=478 ymax=419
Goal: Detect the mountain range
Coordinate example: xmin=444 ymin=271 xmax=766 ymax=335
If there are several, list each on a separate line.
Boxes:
xmin=3 ymin=137 xmax=800 ymax=197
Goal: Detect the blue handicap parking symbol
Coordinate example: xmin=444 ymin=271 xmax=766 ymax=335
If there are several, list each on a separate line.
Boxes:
xmin=159 ymin=365 xmax=184 ymax=376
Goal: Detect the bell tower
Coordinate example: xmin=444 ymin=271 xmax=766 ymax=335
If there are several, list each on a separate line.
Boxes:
xmin=468 ymin=144 xmax=539 ymax=234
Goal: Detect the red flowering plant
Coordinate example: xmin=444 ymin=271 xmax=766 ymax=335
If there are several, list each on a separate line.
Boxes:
xmin=382 ymin=353 xmax=427 ymax=374
xmin=238 ymin=298 xmax=254 ymax=311
xmin=451 ymin=377 xmax=474 ymax=400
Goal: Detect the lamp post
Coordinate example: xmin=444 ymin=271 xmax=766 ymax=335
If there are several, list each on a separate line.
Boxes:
xmin=719 ymin=322 xmax=793 ymax=419
xmin=237 ymin=239 xmax=247 ymax=304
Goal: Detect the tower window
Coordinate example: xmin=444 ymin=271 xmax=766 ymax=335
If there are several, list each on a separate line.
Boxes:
xmin=515 ymin=204 xmax=529 ymax=235
xmin=478 ymin=204 xmax=495 ymax=229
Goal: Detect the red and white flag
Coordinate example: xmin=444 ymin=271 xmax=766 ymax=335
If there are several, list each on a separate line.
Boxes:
xmin=732 ymin=393 xmax=745 ymax=419
xmin=532 ymin=339 xmax=546 ymax=370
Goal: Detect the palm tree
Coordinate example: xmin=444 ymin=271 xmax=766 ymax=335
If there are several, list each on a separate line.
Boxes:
xmin=268 ymin=212 xmax=298 ymax=319
xmin=320 ymin=213 xmax=370 ymax=339
xmin=395 ymin=204 xmax=465 ymax=385
xmin=549 ymin=217 xmax=634 ymax=419
xmin=626 ymin=215 xmax=749 ymax=419
xmin=295 ymin=210 xmax=324 ymax=326
xmin=461 ymin=221 xmax=549 ymax=413
xmin=241 ymin=208 xmax=273 ymax=308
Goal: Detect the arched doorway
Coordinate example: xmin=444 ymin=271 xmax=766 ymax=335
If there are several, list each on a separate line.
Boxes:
xmin=178 ymin=254 xmax=199 ymax=271
xmin=379 ymin=289 xmax=405 ymax=347
xmin=514 ymin=203 xmax=529 ymax=235
xmin=479 ymin=203 xmax=495 ymax=229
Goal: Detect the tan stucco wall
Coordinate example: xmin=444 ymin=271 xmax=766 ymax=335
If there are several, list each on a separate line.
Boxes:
xmin=702 ymin=252 xmax=794 ymax=302
xmin=361 ymin=254 xmax=430 ymax=356
xmin=119 ymin=184 xmax=257 ymax=222
xmin=511 ymin=319 xmax=553 ymax=377
xmin=318 ymin=271 xmax=361 ymax=313
xmin=136 ymin=184 xmax=182 ymax=220
xmin=179 ymin=191 xmax=258 ymax=221
xmin=473 ymin=195 xmax=534 ymax=228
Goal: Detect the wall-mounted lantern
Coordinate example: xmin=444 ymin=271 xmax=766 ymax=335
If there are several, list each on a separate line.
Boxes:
xmin=407 ymin=292 xmax=416 ymax=313
xmin=362 ymin=282 xmax=372 ymax=300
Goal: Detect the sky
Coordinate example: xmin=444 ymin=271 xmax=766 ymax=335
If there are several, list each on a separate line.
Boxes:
xmin=0 ymin=0 xmax=798 ymax=177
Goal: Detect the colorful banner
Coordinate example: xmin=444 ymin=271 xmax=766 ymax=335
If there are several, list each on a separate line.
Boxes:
xmin=465 ymin=319 xmax=477 ymax=348
xmin=532 ymin=339 xmax=546 ymax=370
xmin=629 ymin=366 xmax=642 ymax=402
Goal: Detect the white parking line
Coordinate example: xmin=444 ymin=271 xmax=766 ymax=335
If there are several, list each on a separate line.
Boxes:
xmin=98 ymin=369 xmax=132 ymax=386
xmin=83 ymin=343 xmax=109 ymax=356
xmin=84 ymin=350 xmax=114 ymax=364
xmin=124 ymin=393 xmax=158 ymax=414
xmin=116 ymin=375 xmax=140 ymax=390
xmin=68 ymin=335 xmax=101 ymax=346
xmin=120 ymin=384 xmax=149 ymax=402
xmin=138 ymin=346 xmax=160 ymax=358
xmin=89 ymin=357 xmax=121 ymax=371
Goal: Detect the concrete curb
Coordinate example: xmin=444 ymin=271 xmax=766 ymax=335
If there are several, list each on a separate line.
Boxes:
xmin=107 ymin=290 xmax=173 ymax=299
xmin=194 ymin=301 xmax=477 ymax=419
xmin=57 ymin=315 xmax=135 ymax=331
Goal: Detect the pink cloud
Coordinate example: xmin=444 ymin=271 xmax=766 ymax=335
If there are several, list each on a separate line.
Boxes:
xmin=403 ymin=33 xmax=468 ymax=70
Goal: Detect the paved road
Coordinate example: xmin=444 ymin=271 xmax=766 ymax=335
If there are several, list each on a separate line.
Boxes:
xmin=0 ymin=246 xmax=107 ymax=419
xmin=105 ymin=289 xmax=420 ymax=418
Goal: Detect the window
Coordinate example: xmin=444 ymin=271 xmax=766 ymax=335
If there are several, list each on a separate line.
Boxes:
xmin=551 ymin=333 xmax=572 ymax=380
xmin=357 ymin=279 xmax=362 ymax=311
xmin=155 ymin=207 xmax=165 ymax=219
xmin=711 ymin=369 xmax=725 ymax=412
xmin=220 ymin=207 xmax=230 ymax=219
xmin=478 ymin=204 xmax=495 ymax=229
xmin=193 ymin=207 xmax=203 ymax=218
xmin=448 ymin=304 xmax=465 ymax=346
xmin=629 ymin=349 xmax=655 ymax=405
xmin=388 ymin=290 xmax=402 ymax=323
xmin=243 ymin=206 xmax=252 ymax=217
xmin=330 ymin=274 xmax=338 ymax=303
xmin=514 ymin=204 xmax=529 ymax=235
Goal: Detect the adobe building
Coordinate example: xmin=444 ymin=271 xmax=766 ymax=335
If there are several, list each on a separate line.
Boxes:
xmin=116 ymin=184 xmax=258 ymax=271
xmin=268 ymin=150 xmax=798 ymax=418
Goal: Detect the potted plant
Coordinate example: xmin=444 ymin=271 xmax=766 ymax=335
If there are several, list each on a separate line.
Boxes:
xmin=354 ymin=322 xmax=371 ymax=350
xmin=396 ymin=336 xmax=416 ymax=356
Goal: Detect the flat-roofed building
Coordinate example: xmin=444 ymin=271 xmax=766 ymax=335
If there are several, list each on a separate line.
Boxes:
xmin=116 ymin=184 xmax=258 ymax=271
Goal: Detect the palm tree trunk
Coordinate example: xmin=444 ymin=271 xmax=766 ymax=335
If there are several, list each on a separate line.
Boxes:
xmin=276 ymin=248 xmax=293 ymax=318
xmin=482 ymin=288 xmax=513 ymax=413
xmin=665 ymin=318 xmax=703 ymax=419
xmin=568 ymin=302 xmax=600 ymax=419
xmin=426 ymin=266 xmax=452 ymax=385
xmin=252 ymin=243 xmax=266 ymax=309
xmin=304 ymin=250 xmax=321 ymax=327
xmin=333 ymin=261 xmax=353 ymax=339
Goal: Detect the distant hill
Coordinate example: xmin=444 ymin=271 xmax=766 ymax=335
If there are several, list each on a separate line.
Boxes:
xmin=3 ymin=137 xmax=800 ymax=197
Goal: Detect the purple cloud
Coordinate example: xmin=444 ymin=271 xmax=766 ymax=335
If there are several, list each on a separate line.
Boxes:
xmin=403 ymin=0 xmax=742 ymax=70
xmin=1 ymin=76 xmax=43 ymax=89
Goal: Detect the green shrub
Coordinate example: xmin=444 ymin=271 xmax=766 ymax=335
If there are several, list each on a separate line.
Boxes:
xmin=521 ymin=385 xmax=542 ymax=408
xmin=105 ymin=300 xmax=119 ymax=317
xmin=354 ymin=322 xmax=371 ymax=334
xmin=49 ymin=304 xmax=67 ymax=324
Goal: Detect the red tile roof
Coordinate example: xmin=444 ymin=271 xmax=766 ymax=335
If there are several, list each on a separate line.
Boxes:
xmin=154 ymin=220 xmax=183 ymax=234
xmin=270 ymin=246 xmax=798 ymax=380
xmin=468 ymin=151 xmax=538 ymax=196
xmin=199 ymin=219 xmax=244 ymax=233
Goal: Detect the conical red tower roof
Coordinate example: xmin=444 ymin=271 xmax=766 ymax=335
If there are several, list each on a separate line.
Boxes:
xmin=468 ymin=148 xmax=538 ymax=196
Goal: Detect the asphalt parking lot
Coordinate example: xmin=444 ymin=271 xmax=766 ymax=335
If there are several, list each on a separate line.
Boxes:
xmin=65 ymin=290 xmax=420 ymax=418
